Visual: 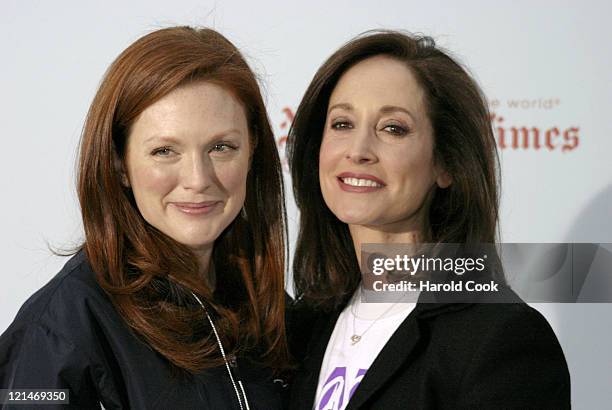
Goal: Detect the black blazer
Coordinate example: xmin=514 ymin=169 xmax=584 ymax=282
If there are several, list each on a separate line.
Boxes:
xmin=288 ymin=290 xmax=570 ymax=409
xmin=0 ymin=251 xmax=283 ymax=409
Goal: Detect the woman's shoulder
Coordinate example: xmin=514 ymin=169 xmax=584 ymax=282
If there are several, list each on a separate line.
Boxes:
xmin=427 ymin=302 xmax=570 ymax=407
xmin=425 ymin=299 xmax=569 ymax=376
xmin=0 ymin=251 xmax=126 ymax=405
xmin=425 ymin=297 xmax=561 ymax=350
xmin=4 ymin=250 xmax=114 ymax=341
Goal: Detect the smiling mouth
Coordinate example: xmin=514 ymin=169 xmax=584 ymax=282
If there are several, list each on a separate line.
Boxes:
xmin=171 ymin=201 xmax=221 ymax=215
xmin=339 ymin=177 xmax=384 ymax=188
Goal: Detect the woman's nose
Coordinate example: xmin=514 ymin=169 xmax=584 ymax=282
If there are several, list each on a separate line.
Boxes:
xmin=345 ymin=128 xmax=377 ymax=164
xmin=181 ymin=154 xmax=213 ymax=192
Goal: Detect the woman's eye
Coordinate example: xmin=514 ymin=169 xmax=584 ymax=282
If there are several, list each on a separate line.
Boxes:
xmin=382 ymin=124 xmax=408 ymax=136
xmin=331 ymin=121 xmax=353 ymax=130
xmin=151 ymin=147 xmax=173 ymax=156
xmin=210 ymin=143 xmax=236 ymax=153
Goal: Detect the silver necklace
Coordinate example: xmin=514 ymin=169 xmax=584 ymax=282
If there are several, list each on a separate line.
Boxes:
xmin=350 ymin=291 xmax=401 ymax=345
xmin=190 ymin=292 xmax=251 ymax=410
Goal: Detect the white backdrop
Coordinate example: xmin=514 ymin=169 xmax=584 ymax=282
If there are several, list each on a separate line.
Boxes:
xmin=1 ymin=1 xmax=611 ymax=408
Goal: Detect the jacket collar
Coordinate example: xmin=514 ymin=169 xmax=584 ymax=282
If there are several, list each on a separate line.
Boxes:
xmin=345 ymin=296 xmax=473 ymax=410
xmin=293 ymin=292 xmax=475 ymax=410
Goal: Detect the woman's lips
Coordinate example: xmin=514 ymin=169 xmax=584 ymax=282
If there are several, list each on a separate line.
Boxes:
xmin=171 ymin=201 xmax=221 ymax=215
xmin=336 ymin=172 xmax=385 ymax=193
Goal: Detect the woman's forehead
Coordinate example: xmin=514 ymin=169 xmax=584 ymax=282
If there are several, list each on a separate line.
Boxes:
xmin=329 ymin=56 xmax=427 ymax=118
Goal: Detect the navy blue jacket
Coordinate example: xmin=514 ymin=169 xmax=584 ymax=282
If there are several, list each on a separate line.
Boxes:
xmin=0 ymin=251 xmax=283 ymax=409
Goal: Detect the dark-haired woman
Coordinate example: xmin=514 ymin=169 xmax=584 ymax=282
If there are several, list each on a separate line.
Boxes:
xmin=0 ymin=27 xmax=288 ymax=409
xmin=287 ymin=31 xmax=570 ymax=409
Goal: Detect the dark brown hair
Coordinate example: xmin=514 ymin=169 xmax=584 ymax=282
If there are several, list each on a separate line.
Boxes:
xmin=287 ymin=30 xmax=500 ymax=310
xmin=78 ymin=26 xmax=288 ymax=371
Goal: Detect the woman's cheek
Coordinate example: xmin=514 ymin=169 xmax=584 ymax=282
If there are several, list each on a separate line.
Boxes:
xmin=152 ymin=165 xmax=178 ymax=188
xmin=132 ymin=164 xmax=177 ymax=197
xmin=216 ymin=161 xmax=249 ymax=197
xmin=319 ymin=139 xmax=343 ymax=182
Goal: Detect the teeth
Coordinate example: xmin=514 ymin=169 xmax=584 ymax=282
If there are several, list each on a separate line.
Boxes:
xmin=341 ymin=177 xmax=382 ymax=187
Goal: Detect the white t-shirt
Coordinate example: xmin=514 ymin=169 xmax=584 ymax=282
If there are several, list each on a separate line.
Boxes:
xmin=312 ymin=289 xmax=417 ymax=410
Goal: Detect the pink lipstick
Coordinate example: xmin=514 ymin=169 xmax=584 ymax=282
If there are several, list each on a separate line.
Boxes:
xmin=336 ymin=172 xmax=385 ymax=193
xmin=171 ymin=201 xmax=220 ymax=215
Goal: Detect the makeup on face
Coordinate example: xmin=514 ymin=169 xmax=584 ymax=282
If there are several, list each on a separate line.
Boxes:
xmin=319 ymin=55 xmax=445 ymax=233
xmin=124 ymin=81 xmax=251 ymax=254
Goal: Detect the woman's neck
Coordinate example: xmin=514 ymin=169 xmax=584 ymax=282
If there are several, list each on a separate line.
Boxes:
xmin=349 ymin=224 xmax=423 ymax=269
xmin=193 ymin=246 xmax=216 ymax=290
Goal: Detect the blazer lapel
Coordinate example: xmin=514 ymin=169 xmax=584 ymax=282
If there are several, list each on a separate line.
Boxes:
xmin=344 ymin=309 xmax=422 ymax=410
xmin=345 ymin=294 xmax=475 ymax=410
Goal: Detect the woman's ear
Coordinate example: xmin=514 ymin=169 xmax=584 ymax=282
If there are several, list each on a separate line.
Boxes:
xmin=113 ymin=152 xmax=130 ymax=188
xmin=436 ymin=169 xmax=452 ymax=189
xmin=120 ymin=172 xmax=130 ymax=188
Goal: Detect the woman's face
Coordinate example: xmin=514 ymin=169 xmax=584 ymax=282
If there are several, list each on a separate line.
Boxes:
xmin=319 ymin=55 xmax=450 ymax=233
xmin=124 ymin=81 xmax=251 ymax=255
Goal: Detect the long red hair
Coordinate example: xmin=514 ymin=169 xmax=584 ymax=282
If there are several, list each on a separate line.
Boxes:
xmin=77 ymin=26 xmax=288 ymax=371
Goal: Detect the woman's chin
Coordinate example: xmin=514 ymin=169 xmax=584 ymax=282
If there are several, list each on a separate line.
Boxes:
xmin=335 ymin=211 xmax=377 ymax=227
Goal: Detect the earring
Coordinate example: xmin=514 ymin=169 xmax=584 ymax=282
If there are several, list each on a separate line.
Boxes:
xmin=120 ymin=173 xmax=130 ymax=188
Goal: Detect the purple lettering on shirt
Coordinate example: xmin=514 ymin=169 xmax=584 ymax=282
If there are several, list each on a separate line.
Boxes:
xmin=317 ymin=367 xmax=368 ymax=410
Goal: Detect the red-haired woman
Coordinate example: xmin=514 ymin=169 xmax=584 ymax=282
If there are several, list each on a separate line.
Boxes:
xmin=0 ymin=27 xmax=288 ymax=409
xmin=286 ymin=31 xmax=570 ymax=409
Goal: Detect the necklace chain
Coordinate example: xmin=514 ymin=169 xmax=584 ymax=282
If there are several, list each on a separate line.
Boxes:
xmin=350 ymin=289 xmax=401 ymax=345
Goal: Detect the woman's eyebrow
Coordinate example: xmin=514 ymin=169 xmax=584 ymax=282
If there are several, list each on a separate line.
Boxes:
xmin=143 ymin=135 xmax=182 ymax=144
xmin=327 ymin=103 xmax=416 ymax=122
xmin=327 ymin=102 xmax=353 ymax=114
xmin=143 ymin=129 xmax=244 ymax=145
xmin=379 ymin=105 xmax=416 ymax=122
